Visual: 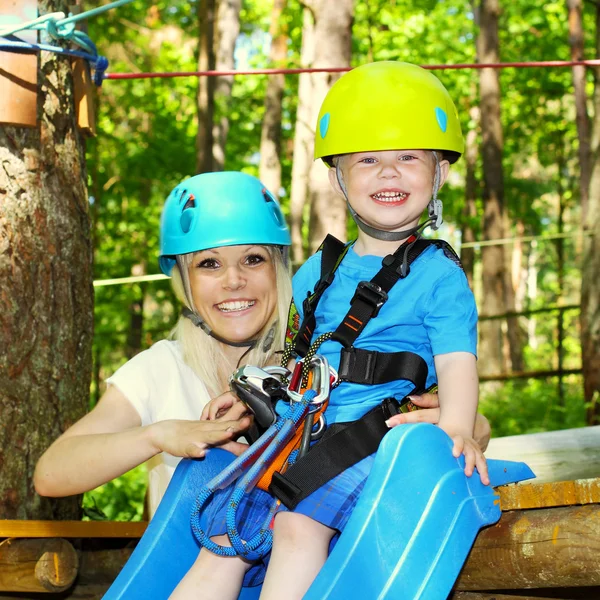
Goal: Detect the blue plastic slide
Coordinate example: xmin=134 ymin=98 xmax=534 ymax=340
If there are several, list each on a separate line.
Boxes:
xmin=104 ymin=423 xmax=534 ymax=600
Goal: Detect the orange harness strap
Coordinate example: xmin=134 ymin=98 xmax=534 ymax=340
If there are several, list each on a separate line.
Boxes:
xmin=256 ymin=400 xmax=328 ymax=492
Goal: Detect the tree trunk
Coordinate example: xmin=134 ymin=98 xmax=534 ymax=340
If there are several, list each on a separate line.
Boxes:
xmin=568 ymin=0 xmax=592 ymax=222
xmin=0 ymin=0 xmax=93 ymax=519
xmin=477 ymin=0 xmax=523 ymax=376
xmin=196 ymin=0 xmax=216 ymax=173
xmin=211 ymin=0 xmax=241 ymax=171
xmin=289 ymin=9 xmax=316 ymax=268
xmin=259 ymin=0 xmax=288 ymax=197
xmin=303 ymin=0 xmax=354 ymax=253
xmin=461 ymin=105 xmax=480 ymax=289
xmin=580 ymin=6 xmax=600 ymax=425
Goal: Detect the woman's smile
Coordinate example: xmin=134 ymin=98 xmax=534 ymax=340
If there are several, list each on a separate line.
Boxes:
xmin=215 ymin=299 xmax=257 ymax=314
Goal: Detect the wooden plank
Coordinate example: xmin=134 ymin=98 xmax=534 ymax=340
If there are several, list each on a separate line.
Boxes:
xmin=497 ymin=478 xmax=600 ymax=511
xmin=0 ymin=0 xmax=38 ymax=128
xmin=486 ymin=425 xmax=600 ymax=484
xmin=455 ymin=504 xmax=600 ymax=591
xmin=0 ymin=538 xmax=77 ymax=593
xmin=0 ymin=520 xmax=147 ymax=539
xmin=453 ymin=593 xmax=571 ymax=600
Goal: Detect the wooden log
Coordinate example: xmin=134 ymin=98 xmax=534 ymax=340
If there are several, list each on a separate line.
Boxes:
xmin=486 ymin=425 xmax=600 ymax=483
xmin=453 ymin=593 xmax=570 ymax=600
xmin=497 ymin=478 xmax=600 ymax=511
xmin=0 ymin=520 xmax=147 ymax=539
xmin=0 ymin=538 xmax=78 ymax=593
xmin=455 ymin=504 xmax=600 ymax=591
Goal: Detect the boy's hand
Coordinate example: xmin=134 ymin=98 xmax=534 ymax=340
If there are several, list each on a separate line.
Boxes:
xmin=449 ymin=434 xmax=489 ymax=485
xmin=201 ymin=391 xmax=242 ymax=420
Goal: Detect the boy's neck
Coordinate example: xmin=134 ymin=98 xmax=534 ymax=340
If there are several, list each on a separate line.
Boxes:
xmin=354 ymin=232 xmax=414 ymax=257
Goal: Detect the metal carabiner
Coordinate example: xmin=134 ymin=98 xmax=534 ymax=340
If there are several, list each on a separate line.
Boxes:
xmin=287 ymin=355 xmax=333 ymax=406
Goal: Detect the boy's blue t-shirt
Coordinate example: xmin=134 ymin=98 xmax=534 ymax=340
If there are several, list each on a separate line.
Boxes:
xmin=292 ymin=243 xmax=478 ymax=424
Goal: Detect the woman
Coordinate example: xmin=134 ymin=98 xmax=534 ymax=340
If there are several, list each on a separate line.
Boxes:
xmin=34 ymin=172 xmax=291 ymax=515
xmin=34 ymin=171 xmax=490 ymax=517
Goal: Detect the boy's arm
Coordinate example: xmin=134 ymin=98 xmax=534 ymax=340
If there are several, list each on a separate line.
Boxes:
xmin=435 ymin=351 xmax=489 ymax=485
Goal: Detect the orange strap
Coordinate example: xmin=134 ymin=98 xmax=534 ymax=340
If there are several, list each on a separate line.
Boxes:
xmin=256 ymin=371 xmax=328 ymax=492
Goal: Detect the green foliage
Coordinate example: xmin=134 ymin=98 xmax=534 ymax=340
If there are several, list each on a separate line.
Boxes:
xmin=83 ymin=0 xmax=590 ymax=518
xmin=83 ymin=465 xmax=147 ymax=522
xmin=480 ymin=375 xmax=586 ymax=437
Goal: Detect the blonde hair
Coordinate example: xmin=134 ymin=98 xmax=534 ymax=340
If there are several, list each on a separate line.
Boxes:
xmin=169 ymin=247 xmax=292 ymax=396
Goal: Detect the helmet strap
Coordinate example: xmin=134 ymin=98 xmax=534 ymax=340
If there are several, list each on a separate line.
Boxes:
xmin=181 ymin=307 xmax=257 ymax=348
xmin=427 ymin=152 xmax=444 ymax=231
xmin=334 ymin=160 xmax=427 ymax=242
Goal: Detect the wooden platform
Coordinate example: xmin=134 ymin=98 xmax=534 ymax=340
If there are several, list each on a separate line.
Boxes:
xmin=1 ymin=475 xmax=599 ymax=597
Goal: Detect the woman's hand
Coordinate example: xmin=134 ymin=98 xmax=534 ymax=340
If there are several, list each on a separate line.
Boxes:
xmin=201 ymin=391 xmax=242 ymax=420
xmin=384 ymin=392 xmax=492 ymax=452
xmin=149 ymin=415 xmax=252 ymax=459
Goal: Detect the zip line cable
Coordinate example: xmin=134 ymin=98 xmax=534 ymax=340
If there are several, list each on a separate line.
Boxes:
xmin=93 ymin=230 xmax=594 ymax=288
xmin=102 ymin=59 xmax=600 ymax=81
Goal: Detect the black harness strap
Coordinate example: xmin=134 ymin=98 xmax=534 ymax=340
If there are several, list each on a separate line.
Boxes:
xmin=332 ymin=237 xmax=438 ymax=349
xmin=269 ymin=396 xmax=411 ymax=510
xmin=338 ymin=347 xmax=428 ymax=386
xmin=293 ymin=235 xmax=349 ymax=357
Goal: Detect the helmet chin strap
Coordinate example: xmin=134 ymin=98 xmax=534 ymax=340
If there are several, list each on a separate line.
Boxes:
xmin=181 ymin=307 xmax=257 ymax=348
xmin=334 ymin=152 xmax=444 ymax=242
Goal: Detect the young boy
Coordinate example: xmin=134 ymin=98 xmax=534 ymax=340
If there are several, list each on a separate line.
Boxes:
xmin=173 ymin=61 xmax=487 ymax=600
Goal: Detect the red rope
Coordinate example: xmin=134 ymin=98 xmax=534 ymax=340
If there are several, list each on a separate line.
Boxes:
xmin=103 ymin=60 xmax=600 ymax=80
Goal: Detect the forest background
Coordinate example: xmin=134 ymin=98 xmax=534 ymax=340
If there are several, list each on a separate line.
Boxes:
xmin=1 ymin=0 xmax=599 ymax=522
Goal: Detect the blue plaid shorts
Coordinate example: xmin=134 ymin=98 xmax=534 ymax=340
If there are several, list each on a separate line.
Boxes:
xmin=201 ymin=453 xmax=375 ymax=586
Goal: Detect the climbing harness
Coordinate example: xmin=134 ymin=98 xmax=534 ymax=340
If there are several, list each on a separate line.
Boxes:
xmin=191 ymin=355 xmax=337 ymax=561
xmin=270 ymin=233 xmax=463 ymax=509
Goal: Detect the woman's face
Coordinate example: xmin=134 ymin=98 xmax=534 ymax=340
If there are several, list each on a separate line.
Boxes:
xmin=189 ymin=245 xmax=278 ymax=344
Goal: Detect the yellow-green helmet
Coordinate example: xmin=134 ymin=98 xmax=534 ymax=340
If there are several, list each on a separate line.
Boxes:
xmin=314 ymin=61 xmax=464 ymax=165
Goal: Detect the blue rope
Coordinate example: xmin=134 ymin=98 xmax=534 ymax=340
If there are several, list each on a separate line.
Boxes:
xmin=0 ymin=0 xmax=135 ymax=85
xmin=0 ymin=40 xmax=108 ymax=86
xmin=191 ymin=390 xmax=318 ymax=561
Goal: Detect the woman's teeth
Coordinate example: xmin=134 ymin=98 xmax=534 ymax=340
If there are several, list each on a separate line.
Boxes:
xmin=217 ymin=300 xmax=256 ymax=312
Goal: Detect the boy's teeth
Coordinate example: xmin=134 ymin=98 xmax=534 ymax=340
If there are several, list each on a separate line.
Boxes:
xmin=217 ymin=300 xmax=255 ymax=312
xmin=373 ymin=191 xmax=407 ymax=201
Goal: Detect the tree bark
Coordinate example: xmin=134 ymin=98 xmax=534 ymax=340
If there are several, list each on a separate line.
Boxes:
xmin=0 ymin=0 xmax=93 ymax=519
xmin=461 ymin=105 xmax=480 ymax=289
xmin=259 ymin=0 xmax=288 ymax=197
xmin=211 ymin=0 xmax=241 ymax=171
xmin=568 ymin=0 xmax=591 ymax=222
xmin=196 ymin=0 xmax=216 ymax=173
xmin=580 ymin=5 xmax=600 ymax=425
xmin=303 ymin=0 xmax=354 ymax=254
xmin=289 ymin=9 xmax=316 ymax=268
xmin=477 ymin=0 xmax=523 ymax=375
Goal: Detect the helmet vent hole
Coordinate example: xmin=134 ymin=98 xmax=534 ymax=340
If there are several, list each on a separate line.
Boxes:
xmin=262 ymin=188 xmax=274 ymax=203
xmin=183 ymin=194 xmax=196 ymax=210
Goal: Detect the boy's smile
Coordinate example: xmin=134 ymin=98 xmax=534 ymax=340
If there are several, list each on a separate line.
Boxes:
xmin=371 ymin=189 xmax=409 ymax=205
xmin=330 ymin=149 xmax=449 ymax=241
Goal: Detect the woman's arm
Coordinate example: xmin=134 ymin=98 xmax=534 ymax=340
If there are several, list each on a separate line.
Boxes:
xmin=34 ymin=385 xmax=249 ymax=497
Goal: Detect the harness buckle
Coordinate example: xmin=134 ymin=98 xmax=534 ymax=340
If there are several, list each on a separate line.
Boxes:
xmin=351 ymin=281 xmax=388 ymax=317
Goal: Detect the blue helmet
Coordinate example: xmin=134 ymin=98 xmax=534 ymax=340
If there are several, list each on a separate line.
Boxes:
xmin=159 ymin=172 xmax=291 ymax=275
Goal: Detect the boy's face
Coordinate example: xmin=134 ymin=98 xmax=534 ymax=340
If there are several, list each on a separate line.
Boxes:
xmin=329 ymin=150 xmax=449 ymax=234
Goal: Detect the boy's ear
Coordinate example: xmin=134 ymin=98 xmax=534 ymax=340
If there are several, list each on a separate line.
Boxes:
xmin=437 ymin=159 xmax=450 ymax=190
xmin=328 ymin=166 xmax=345 ymax=197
